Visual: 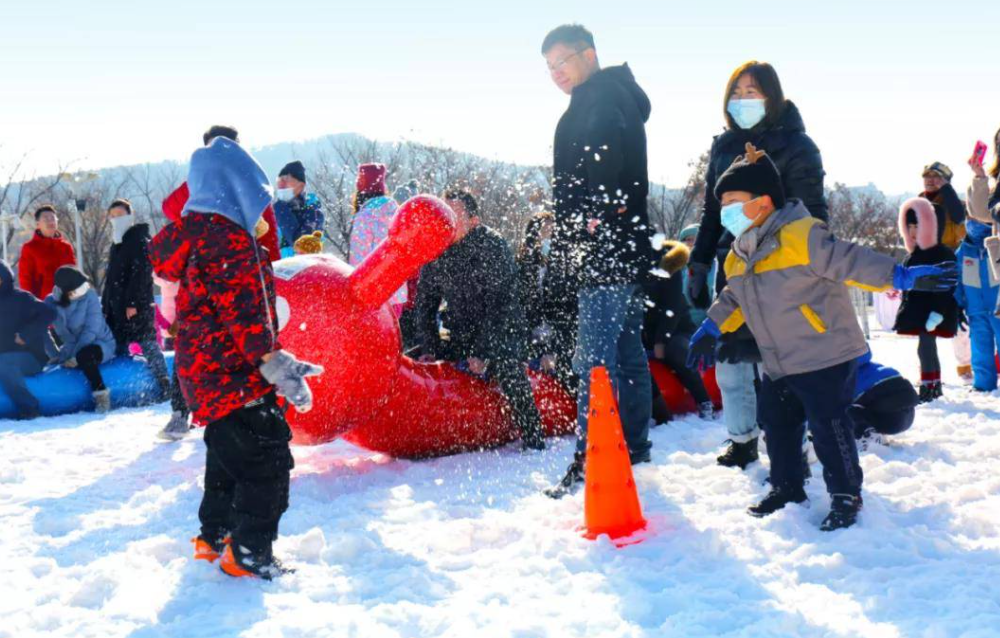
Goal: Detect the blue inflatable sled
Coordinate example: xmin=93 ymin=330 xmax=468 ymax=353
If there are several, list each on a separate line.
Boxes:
xmin=0 ymin=353 xmax=175 ymax=419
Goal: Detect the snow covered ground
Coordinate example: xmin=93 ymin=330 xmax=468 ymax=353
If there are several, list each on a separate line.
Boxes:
xmin=2 ymin=328 xmax=999 ymax=638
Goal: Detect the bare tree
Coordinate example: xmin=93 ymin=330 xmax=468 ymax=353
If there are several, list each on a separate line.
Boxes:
xmin=825 ymin=183 xmax=903 ymax=259
xmin=648 ymin=151 xmax=709 ymax=239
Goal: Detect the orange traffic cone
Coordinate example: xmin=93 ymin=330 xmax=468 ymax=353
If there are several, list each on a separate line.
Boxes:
xmin=582 ymin=366 xmax=647 ymax=543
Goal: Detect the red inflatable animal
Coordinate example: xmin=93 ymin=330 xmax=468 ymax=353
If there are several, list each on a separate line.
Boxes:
xmin=273 ymin=195 xmax=718 ymax=458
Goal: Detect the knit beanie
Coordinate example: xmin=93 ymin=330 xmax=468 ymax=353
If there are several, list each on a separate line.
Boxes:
xmin=294 ymin=230 xmax=324 ymax=254
xmin=356 ymin=163 xmax=388 ymax=196
xmin=53 ymin=266 xmax=88 ymax=294
xmin=279 ymin=160 xmax=307 ymax=184
xmin=714 ymin=143 xmax=786 ymax=209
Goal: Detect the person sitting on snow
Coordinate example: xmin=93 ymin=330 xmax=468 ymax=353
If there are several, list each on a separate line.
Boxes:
xmin=45 ymin=266 xmax=117 ymax=413
xmin=0 ymin=260 xmax=56 ymax=419
xmin=687 ymin=143 xmax=957 ymax=531
xmin=412 ymin=188 xmax=547 ymax=451
xmin=149 ymin=136 xmax=323 ymax=580
xmin=849 ymin=350 xmax=919 ymax=446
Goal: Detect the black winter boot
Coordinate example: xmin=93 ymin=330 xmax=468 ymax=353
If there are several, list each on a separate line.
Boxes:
xmin=748 ymin=485 xmax=808 ymax=518
xmin=820 ymin=494 xmax=863 ymax=531
xmin=717 ymin=438 xmax=759 ymax=469
xmin=544 ymin=452 xmax=585 ymax=499
xmin=931 ymin=381 xmax=943 ymax=400
xmin=697 ymin=401 xmax=715 ymax=420
xmin=651 ymin=394 xmax=672 ymax=425
xmin=918 ymin=383 xmax=935 ymax=404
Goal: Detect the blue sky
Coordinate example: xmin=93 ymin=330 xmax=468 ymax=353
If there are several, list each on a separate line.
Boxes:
xmin=1 ymin=0 xmax=997 ymax=194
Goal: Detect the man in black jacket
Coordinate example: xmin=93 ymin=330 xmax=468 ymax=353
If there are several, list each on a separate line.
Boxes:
xmin=102 ymin=199 xmax=171 ymax=401
xmin=413 ymin=189 xmax=546 ymax=450
xmin=0 ymin=260 xmax=56 ymax=419
xmin=542 ymin=24 xmax=654 ymax=497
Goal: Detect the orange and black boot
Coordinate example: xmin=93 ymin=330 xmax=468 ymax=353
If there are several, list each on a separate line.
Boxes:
xmin=219 ymin=543 xmax=293 ymax=581
xmin=191 ymin=534 xmax=229 ymax=563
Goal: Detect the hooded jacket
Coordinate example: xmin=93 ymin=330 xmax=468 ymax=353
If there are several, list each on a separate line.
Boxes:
xmin=955 ymin=219 xmax=998 ymax=317
xmin=853 ymin=350 xmax=919 ymax=414
xmin=149 ymin=213 xmax=281 ymax=425
xmin=893 ymin=197 xmax=959 ymax=337
xmin=552 ymin=64 xmax=654 ymax=287
xmin=45 ymin=286 xmax=116 ymax=364
xmin=707 ymin=201 xmax=897 ymax=380
xmin=102 ymin=222 xmax=155 ymax=344
xmin=691 ymin=102 xmax=828 ymax=294
xmin=0 ymin=261 xmax=57 ymax=365
xmin=643 ymin=240 xmax=697 ymax=347
xmin=162 ymin=181 xmax=281 ymax=262
xmin=17 ymin=230 xmax=77 ymax=300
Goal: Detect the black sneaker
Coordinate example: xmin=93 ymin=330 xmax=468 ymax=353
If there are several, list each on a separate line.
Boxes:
xmin=717 ymin=438 xmax=759 ymax=469
xmin=629 ymin=448 xmax=652 ymax=465
xmin=544 ymin=452 xmax=585 ymax=499
xmin=748 ymin=485 xmax=808 ymax=518
xmin=820 ymin=494 xmax=863 ymax=531
xmin=918 ymin=383 xmax=935 ymax=404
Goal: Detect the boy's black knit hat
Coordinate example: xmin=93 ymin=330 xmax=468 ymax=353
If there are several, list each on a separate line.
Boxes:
xmin=279 ymin=160 xmax=306 ymax=184
xmin=714 ymin=143 xmax=786 ymax=209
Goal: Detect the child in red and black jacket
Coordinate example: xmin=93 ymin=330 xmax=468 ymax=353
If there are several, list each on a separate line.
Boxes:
xmin=150 ymin=136 xmax=322 ymax=580
xmin=893 ymin=197 xmax=960 ymax=402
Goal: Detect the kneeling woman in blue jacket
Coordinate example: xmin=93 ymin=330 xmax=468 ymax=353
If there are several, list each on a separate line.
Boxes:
xmin=45 ymin=266 xmax=117 ymax=413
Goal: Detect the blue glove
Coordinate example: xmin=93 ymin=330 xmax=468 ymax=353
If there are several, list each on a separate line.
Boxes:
xmin=686 ymin=318 xmax=722 ymax=371
xmin=893 ymin=262 xmax=959 ymax=292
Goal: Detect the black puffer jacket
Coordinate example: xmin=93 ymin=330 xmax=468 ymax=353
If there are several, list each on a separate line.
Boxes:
xmin=413 ymin=225 xmax=528 ymax=362
xmin=101 ymin=222 xmax=155 ymax=344
xmin=691 ymin=101 xmax=828 ymax=295
xmin=552 ymin=64 xmax=654 ymax=287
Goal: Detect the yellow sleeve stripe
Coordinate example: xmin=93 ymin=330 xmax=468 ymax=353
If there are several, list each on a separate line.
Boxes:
xmin=719 ymin=307 xmax=746 ymax=333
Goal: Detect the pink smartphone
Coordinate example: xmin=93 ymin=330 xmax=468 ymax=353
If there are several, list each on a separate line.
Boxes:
xmin=973 ymin=140 xmax=988 ymax=166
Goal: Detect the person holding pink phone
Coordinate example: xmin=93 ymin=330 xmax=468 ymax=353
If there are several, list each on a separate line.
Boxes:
xmin=967 ymin=129 xmax=1000 ymax=225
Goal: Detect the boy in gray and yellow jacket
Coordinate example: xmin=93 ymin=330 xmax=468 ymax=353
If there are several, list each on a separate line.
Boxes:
xmin=687 ymin=144 xmax=957 ymax=531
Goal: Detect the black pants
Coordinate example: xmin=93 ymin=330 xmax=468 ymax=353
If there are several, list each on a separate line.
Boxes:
xmin=490 ymin=358 xmax=545 ymax=440
xmin=653 ymin=335 xmax=711 ymax=404
xmin=847 ymin=404 xmax=915 ymax=438
xmin=76 ymin=344 xmax=107 ymax=392
xmin=917 ymin=333 xmax=940 ymax=377
xmin=199 ymin=394 xmax=293 ymax=556
xmin=758 ymin=359 xmax=863 ymax=496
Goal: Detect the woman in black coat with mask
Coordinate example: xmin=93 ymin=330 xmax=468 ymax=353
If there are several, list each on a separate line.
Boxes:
xmin=685 ymin=60 xmax=829 ymax=470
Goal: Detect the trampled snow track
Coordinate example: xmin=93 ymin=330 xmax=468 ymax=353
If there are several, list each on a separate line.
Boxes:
xmin=2 ymin=329 xmax=998 ymax=637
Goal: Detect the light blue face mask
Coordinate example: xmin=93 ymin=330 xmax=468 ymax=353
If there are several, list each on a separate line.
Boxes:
xmin=727 ymin=99 xmax=766 ymax=130
xmin=720 ymin=202 xmax=753 ymax=237
xmin=540 ymin=239 xmax=552 ymax=257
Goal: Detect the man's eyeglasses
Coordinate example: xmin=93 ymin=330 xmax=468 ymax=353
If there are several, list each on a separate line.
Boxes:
xmin=547 ymin=50 xmax=586 ymax=73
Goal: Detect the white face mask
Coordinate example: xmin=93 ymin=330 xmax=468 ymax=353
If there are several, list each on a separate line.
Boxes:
xmin=110 ymin=215 xmax=134 ymax=244
xmin=275 ymin=188 xmax=295 ymax=202
xmin=68 ymin=282 xmax=91 ymax=301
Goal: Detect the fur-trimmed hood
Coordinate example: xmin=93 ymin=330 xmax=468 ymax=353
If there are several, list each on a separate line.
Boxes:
xmin=899 ymin=197 xmax=938 ymax=253
xmin=658 ymin=239 xmax=690 ymax=275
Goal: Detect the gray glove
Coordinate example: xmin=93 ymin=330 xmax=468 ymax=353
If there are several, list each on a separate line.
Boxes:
xmin=259 ymin=350 xmax=324 ymax=413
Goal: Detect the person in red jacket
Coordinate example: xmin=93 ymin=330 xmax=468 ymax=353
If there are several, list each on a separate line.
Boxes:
xmin=18 ymin=205 xmax=77 ymax=299
xmin=150 ymin=135 xmax=322 ymax=580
